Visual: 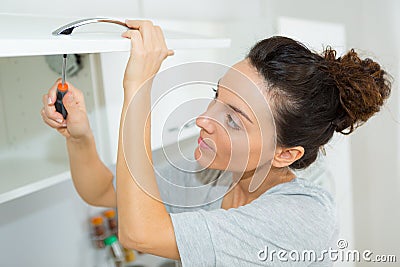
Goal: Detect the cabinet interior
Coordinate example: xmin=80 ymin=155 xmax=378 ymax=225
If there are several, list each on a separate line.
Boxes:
xmin=0 ymin=54 xmax=110 ymax=203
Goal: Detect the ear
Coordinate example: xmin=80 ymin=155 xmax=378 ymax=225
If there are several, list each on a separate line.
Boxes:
xmin=272 ymin=146 xmax=305 ymax=168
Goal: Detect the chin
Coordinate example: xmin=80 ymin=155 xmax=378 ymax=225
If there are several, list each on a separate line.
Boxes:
xmin=194 ymin=147 xmax=219 ymax=170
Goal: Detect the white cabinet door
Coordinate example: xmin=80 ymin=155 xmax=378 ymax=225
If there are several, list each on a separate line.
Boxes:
xmin=0 ymin=14 xmax=230 ymax=57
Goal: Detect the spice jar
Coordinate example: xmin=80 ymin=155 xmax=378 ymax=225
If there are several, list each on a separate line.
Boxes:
xmin=124 ymin=247 xmax=136 ymax=262
xmin=91 ymin=216 xmax=106 ymax=249
xmin=103 ymin=209 xmax=118 ymax=235
xmin=104 ymin=235 xmax=125 ymax=267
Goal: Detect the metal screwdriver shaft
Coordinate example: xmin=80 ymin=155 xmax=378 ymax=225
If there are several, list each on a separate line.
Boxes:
xmin=61 ymin=54 xmax=67 ymax=85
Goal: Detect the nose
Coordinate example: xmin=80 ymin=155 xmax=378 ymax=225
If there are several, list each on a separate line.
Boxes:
xmin=196 ymin=112 xmax=216 ymax=134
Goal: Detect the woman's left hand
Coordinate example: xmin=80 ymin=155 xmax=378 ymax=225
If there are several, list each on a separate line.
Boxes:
xmin=121 ymin=20 xmax=174 ymax=103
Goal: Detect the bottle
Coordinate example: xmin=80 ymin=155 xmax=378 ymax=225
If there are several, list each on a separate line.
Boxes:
xmin=123 ymin=247 xmax=136 ymax=263
xmin=104 ymin=235 xmax=125 ymax=267
xmin=103 ymin=209 xmax=118 ymax=236
xmin=91 ymin=216 xmax=106 ymax=249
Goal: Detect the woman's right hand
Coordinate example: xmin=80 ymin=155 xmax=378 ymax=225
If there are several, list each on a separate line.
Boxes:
xmin=41 ymin=79 xmax=92 ymax=140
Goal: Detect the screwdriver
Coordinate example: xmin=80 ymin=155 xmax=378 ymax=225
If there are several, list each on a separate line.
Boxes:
xmin=55 ymin=54 xmax=68 ymax=119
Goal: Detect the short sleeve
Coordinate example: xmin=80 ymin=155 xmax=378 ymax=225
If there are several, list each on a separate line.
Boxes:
xmin=170 ymin=182 xmax=338 ymax=267
xmin=153 ymin=160 xmax=231 ymax=214
xmin=170 ymin=211 xmax=217 ymax=266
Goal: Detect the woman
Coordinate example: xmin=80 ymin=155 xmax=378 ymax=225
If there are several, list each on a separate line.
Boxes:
xmin=41 ymin=20 xmax=391 ymax=266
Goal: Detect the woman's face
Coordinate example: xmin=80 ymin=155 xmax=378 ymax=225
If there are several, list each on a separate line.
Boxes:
xmin=194 ymin=59 xmax=276 ymax=175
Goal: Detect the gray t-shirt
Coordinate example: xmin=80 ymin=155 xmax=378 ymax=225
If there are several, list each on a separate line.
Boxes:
xmin=153 ymin=161 xmax=339 ymax=267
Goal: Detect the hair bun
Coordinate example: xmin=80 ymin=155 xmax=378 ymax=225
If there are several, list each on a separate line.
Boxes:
xmin=323 ymin=48 xmax=391 ymax=134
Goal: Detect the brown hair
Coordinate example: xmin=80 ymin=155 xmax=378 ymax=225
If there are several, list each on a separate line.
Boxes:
xmin=247 ymin=36 xmax=391 ymax=169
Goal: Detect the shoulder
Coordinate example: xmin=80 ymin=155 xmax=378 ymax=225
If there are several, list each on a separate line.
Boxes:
xmin=261 ymin=177 xmax=336 ymax=211
xmin=251 ymin=177 xmax=337 ymax=232
xmin=233 ymin=177 xmax=338 ymax=250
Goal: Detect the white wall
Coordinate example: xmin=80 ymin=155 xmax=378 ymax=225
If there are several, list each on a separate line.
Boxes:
xmin=0 ymin=0 xmax=141 ymax=18
xmin=350 ymin=0 xmax=400 ymax=260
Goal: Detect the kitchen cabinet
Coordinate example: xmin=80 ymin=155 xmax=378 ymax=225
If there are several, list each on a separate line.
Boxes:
xmin=0 ymin=13 xmax=231 ymax=204
xmin=0 ymin=14 xmax=230 ymax=57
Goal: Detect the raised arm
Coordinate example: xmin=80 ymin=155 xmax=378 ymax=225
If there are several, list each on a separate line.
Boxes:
xmin=41 ymin=81 xmax=116 ymax=207
xmin=116 ymin=20 xmax=179 ymax=259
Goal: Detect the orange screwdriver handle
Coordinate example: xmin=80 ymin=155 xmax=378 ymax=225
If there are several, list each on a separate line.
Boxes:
xmin=55 ymin=83 xmax=68 ymax=119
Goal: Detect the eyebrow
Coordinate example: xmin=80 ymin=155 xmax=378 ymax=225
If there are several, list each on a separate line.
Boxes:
xmin=227 ymin=104 xmax=254 ymax=124
xmin=216 ymin=79 xmax=254 ymax=124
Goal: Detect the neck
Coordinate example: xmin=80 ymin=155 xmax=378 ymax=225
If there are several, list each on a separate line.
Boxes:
xmin=232 ymin=166 xmax=295 ymax=202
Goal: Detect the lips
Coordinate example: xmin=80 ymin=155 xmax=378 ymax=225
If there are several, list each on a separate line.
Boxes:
xmin=198 ymin=136 xmax=214 ymax=151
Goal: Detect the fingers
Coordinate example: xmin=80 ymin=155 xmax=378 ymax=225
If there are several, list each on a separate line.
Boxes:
xmin=47 ymin=78 xmax=61 ymax=104
xmin=154 ymin=25 xmax=175 ymax=57
xmin=125 ymin=19 xmax=153 ymax=30
xmin=124 ymin=20 xmax=153 ymax=48
xmin=122 ymin=20 xmax=174 ymax=58
xmin=64 ymin=82 xmax=86 ymax=107
xmin=121 ymin=20 xmax=175 ymax=91
xmin=122 ymin=30 xmax=144 ymax=56
xmin=41 ymin=107 xmax=66 ymax=128
xmin=41 ymin=80 xmax=85 ymax=128
xmin=46 ymin=79 xmax=82 ymax=106
xmin=41 ymin=93 xmax=64 ymax=126
xmin=62 ymin=91 xmax=78 ymax=115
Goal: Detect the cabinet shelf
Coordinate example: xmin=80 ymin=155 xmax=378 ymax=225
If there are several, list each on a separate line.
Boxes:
xmin=0 ymin=157 xmax=70 ymax=204
xmin=0 ymin=14 xmax=231 ymax=57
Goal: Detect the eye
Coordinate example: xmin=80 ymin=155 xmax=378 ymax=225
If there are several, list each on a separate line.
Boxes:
xmin=226 ymin=114 xmax=241 ymax=130
xmin=212 ymin=87 xmax=218 ymax=99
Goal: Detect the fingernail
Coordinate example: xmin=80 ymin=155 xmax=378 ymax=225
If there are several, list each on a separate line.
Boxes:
xmin=62 ymin=123 xmax=67 ymax=127
xmin=56 ymin=118 xmax=63 ymax=124
xmin=68 ymin=93 xmax=74 ymax=102
xmin=48 ymin=97 xmax=52 ymax=105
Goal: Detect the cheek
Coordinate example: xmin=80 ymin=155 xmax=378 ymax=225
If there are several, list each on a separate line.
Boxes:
xmin=220 ymin=131 xmax=252 ymax=170
xmin=229 ymin=131 xmax=265 ymax=171
xmin=218 ymin=131 xmax=232 ymax=155
xmin=247 ymin=137 xmax=263 ymax=167
xmin=246 ymin=128 xmax=275 ymax=169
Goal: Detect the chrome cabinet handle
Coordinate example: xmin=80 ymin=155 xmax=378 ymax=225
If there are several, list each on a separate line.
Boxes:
xmin=52 ymin=18 xmax=129 ymax=35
